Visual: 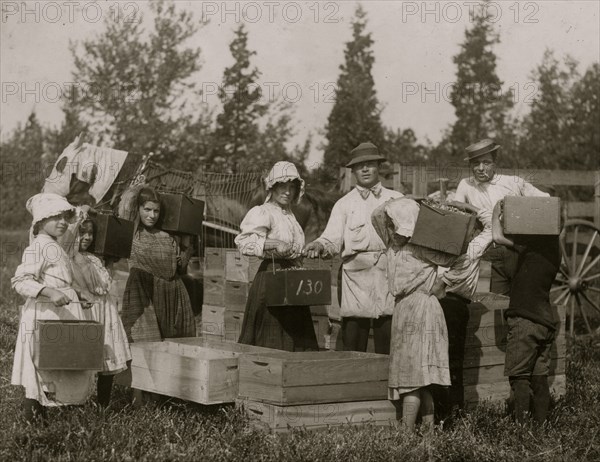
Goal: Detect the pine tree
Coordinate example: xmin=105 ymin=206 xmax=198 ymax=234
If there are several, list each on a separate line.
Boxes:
xmin=519 ymin=50 xmax=579 ymax=169
xmin=447 ymin=13 xmax=514 ymax=161
xmin=1 ymin=112 xmax=46 ymax=228
xmin=70 ymin=0 xmax=206 ymax=169
xmin=322 ymin=5 xmax=384 ymax=168
xmin=210 ymin=25 xmax=268 ymax=172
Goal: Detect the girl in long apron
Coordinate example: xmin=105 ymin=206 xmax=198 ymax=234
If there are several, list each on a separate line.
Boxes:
xmin=372 ymin=198 xmax=471 ymax=430
xmin=11 ymin=193 xmax=96 ymax=421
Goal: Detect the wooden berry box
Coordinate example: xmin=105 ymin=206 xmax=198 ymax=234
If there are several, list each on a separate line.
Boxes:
xmin=238 ymin=350 xmax=389 ymax=405
xmin=503 ymin=196 xmax=561 ymax=235
xmin=159 ymin=193 xmax=204 ymax=235
xmin=410 ymin=202 xmax=477 ymax=255
xmin=34 ymin=319 xmax=104 ymax=371
xmin=93 ymin=214 xmax=134 ymax=259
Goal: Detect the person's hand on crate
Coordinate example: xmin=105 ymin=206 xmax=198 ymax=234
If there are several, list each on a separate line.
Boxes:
xmin=303 ymin=241 xmax=325 ymax=259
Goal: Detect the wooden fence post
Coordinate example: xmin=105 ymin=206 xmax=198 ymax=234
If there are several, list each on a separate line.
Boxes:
xmin=412 ymin=164 xmax=428 ymax=197
xmin=393 ymin=163 xmax=403 ymax=192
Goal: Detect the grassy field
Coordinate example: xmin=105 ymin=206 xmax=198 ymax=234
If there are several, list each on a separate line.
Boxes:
xmin=1 ymin=229 xmax=599 ymax=461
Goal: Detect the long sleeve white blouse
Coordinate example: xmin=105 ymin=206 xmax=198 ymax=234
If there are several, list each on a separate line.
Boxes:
xmin=234 ymin=203 xmax=305 ymax=258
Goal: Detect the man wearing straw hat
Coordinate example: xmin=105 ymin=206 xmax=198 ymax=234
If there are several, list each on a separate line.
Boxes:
xmin=441 ymin=138 xmax=550 ymax=297
xmin=304 ymin=142 xmax=402 ymax=354
xmin=433 ymin=139 xmax=549 ymax=418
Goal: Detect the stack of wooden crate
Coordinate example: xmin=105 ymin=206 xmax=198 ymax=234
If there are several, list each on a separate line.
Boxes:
xmin=236 ymin=350 xmax=398 ymax=432
xmin=203 ymin=248 xmax=342 ymax=348
xmin=463 ymin=293 xmax=566 ymax=406
xmin=202 ymin=248 xmax=251 ymax=341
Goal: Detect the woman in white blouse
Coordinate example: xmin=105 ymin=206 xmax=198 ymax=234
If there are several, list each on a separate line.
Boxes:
xmin=234 ymin=162 xmax=319 ymax=351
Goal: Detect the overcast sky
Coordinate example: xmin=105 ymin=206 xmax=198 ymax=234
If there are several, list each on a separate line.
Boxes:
xmin=1 ymin=1 xmax=599 ymax=166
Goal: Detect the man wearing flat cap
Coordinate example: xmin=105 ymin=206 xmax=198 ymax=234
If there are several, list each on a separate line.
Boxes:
xmin=304 ymin=142 xmax=402 ymax=353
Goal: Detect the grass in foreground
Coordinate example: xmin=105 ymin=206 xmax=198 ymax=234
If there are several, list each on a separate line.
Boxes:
xmin=1 ymin=230 xmax=599 ymax=461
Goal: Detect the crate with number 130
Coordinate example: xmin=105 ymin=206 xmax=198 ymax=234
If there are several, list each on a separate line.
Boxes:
xmin=265 ymin=269 xmax=331 ymax=307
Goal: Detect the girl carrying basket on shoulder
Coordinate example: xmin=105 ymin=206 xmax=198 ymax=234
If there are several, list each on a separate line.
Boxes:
xmin=69 ymin=214 xmax=131 ymax=408
xmin=372 ymin=197 xmax=472 ymax=430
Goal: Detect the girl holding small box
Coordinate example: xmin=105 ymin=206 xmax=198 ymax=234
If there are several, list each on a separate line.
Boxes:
xmin=11 ymin=193 xmax=96 ymax=422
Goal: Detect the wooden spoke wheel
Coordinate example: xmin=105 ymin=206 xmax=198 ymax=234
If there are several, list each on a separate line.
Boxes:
xmin=551 ymin=219 xmax=600 ymax=336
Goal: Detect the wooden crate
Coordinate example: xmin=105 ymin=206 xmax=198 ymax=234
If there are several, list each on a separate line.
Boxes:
xmin=238 ymin=350 xmax=389 ymax=405
xmin=201 ymin=305 xmax=245 ymax=339
xmin=503 ymin=196 xmax=561 ymax=235
xmin=224 ymin=281 xmax=249 ymax=310
xmin=93 ymin=214 xmax=134 ymax=259
xmin=34 ymin=320 xmax=104 ymax=371
xmin=238 ymin=399 xmax=399 ymax=433
xmin=205 ymin=248 xmax=226 ymax=278
xmin=127 ymin=341 xmax=239 ymax=404
xmin=204 ymin=276 xmax=225 ymax=306
xmin=265 ymin=269 xmax=332 ymax=307
xmin=159 ymin=193 xmax=204 ymax=235
xmin=303 ymin=257 xmax=342 ymax=287
xmin=410 ymin=202 xmax=477 ymax=255
xmin=225 ymin=250 xmax=252 ymax=283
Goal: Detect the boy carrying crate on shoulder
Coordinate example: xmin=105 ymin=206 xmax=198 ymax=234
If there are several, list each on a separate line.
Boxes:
xmin=492 ymin=197 xmax=561 ymax=425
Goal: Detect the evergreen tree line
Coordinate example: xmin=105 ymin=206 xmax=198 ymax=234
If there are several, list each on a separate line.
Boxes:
xmin=1 ymin=2 xmax=598 ymax=229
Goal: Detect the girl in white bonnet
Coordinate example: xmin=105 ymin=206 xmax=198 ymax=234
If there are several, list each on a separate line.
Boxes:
xmin=11 ymin=193 xmax=96 ymax=422
xmin=372 ymin=197 xmax=471 ymax=430
xmin=235 ymin=162 xmax=319 ymax=351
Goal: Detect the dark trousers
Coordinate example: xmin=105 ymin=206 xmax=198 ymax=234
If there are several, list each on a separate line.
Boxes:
xmin=486 ymin=245 xmax=520 ymax=296
xmin=434 ymin=293 xmax=470 ymax=419
xmin=342 ymin=316 xmax=392 ymax=354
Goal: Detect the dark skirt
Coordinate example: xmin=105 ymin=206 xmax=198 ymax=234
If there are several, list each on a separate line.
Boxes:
xmin=238 ymin=259 xmax=319 ymax=352
xmin=121 ymin=267 xmax=196 ymax=342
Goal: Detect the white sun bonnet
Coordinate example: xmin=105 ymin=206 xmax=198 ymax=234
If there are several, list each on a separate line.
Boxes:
xmin=264 ymin=161 xmax=305 ymax=205
xmin=26 ymin=193 xmax=74 ymax=226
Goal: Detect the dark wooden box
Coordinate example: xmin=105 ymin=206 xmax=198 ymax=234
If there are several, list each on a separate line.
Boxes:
xmin=160 ymin=193 xmax=204 ymax=235
xmin=34 ymin=320 xmax=104 ymax=370
xmin=410 ymin=203 xmax=476 ymax=255
xmin=93 ymin=214 xmax=134 ymax=259
xmin=503 ymin=196 xmax=561 ymax=235
xmin=265 ymin=269 xmax=331 ymax=307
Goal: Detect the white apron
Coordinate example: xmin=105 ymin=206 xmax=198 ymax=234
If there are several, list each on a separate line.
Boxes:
xmin=340 ymin=251 xmax=395 ymax=318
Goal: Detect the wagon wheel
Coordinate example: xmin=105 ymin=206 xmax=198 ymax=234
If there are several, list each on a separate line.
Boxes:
xmin=551 ymin=219 xmax=600 ymax=336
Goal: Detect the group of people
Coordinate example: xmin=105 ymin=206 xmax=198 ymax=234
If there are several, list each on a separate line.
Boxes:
xmin=11 ymin=184 xmax=197 ymax=422
xmin=234 ymin=139 xmax=560 ymax=429
xmin=10 ymin=137 xmax=560 ymax=431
